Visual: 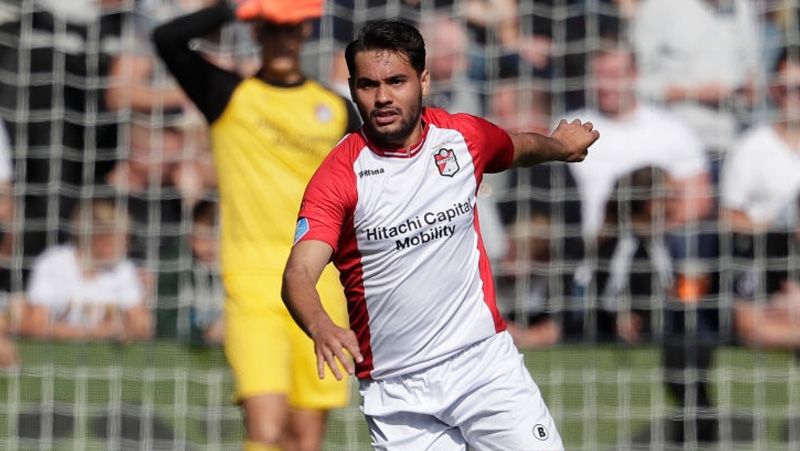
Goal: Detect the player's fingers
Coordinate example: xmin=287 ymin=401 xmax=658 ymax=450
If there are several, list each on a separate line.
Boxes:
xmin=558 ymin=118 xmax=567 ymax=127
xmin=325 ymin=350 xmax=344 ymax=381
xmin=582 ymin=121 xmax=593 ymax=131
xmin=333 ymin=346 xmax=355 ymax=375
xmin=570 ymin=118 xmax=581 ymax=125
xmin=342 ymin=331 xmax=364 ymax=363
xmin=316 ymin=349 xmax=326 ymax=380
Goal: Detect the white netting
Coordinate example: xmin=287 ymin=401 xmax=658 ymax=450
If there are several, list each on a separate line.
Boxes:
xmin=0 ymin=0 xmax=798 ymax=450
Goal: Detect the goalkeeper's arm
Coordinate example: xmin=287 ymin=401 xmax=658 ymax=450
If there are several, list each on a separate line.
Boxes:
xmin=152 ymin=2 xmax=241 ymax=124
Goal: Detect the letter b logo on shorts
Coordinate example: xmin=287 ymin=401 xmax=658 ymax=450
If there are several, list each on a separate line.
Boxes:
xmin=533 ymin=424 xmax=549 ymax=441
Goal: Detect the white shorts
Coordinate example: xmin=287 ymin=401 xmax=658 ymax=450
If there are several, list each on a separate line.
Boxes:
xmin=359 ymin=331 xmax=564 ymax=451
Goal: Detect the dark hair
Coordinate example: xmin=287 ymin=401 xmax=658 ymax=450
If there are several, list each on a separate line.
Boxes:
xmin=772 ymin=45 xmax=800 ymax=75
xmin=192 ymin=200 xmax=217 ymax=227
xmin=344 ymin=20 xmax=426 ymax=77
xmin=605 ymin=166 xmax=668 ymax=228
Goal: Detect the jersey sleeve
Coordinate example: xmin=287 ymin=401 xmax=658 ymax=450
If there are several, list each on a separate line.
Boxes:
xmin=453 ymin=113 xmax=515 ymax=175
xmin=27 ymin=249 xmax=66 ymax=308
xmin=721 ymin=140 xmax=756 ymax=211
xmin=294 ymin=150 xmax=357 ymax=253
xmin=115 ymin=261 xmax=144 ymax=309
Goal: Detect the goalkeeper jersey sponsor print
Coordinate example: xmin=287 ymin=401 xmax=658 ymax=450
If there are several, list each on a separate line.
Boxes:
xmin=297 ymin=107 xmax=515 ymax=379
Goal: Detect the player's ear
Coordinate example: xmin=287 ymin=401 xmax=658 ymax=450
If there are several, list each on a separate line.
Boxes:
xmin=420 ymin=69 xmax=431 ymax=97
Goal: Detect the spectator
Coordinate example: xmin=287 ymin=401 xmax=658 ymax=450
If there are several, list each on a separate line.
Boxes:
xmin=0 ymin=0 xmax=126 ymax=285
xmin=631 ymin=0 xmax=762 ymax=152
xmin=419 ymin=14 xmax=481 ymax=115
xmin=721 ymin=46 xmax=800 ymax=234
xmin=732 ymin=210 xmax=800 ymax=348
xmin=565 ymin=44 xmax=711 ymax=239
xmin=577 ymin=166 xmax=718 ymax=442
xmin=18 ymin=198 xmax=151 ymax=341
xmin=106 ymin=112 xmax=211 ymax=258
xmin=157 ymin=200 xmax=225 ymax=345
xmin=186 ymin=199 xmax=223 ymax=345
xmin=463 ymin=0 xmax=554 ymax=81
xmin=576 ymin=166 xmax=673 ymax=343
xmin=500 ymin=212 xmax=562 ymax=349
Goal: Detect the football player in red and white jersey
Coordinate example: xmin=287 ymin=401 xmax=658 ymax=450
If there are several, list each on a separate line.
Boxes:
xmin=282 ymin=20 xmax=598 ymax=450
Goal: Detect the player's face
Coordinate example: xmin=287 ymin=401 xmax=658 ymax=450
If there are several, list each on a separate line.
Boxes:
xmin=592 ymin=50 xmax=637 ymax=117
xmin=256 ymin=21 xmax=310 ymax=81
xmin=350 ymin=50 xmax=430 ymax=149
xmin=191 ymin=223 xmax=218 ymax=264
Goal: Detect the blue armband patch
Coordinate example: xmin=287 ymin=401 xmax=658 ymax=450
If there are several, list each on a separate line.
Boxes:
xmin=294 ymin=218 xmax=310 ymax=244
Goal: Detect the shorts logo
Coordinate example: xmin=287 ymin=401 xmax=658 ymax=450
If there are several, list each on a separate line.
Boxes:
xmin=433 ymin=148 xmax=459 ymax=177
xmin=294 ymin=217 xmax=310 ymax=244
xmin=533 ymin=424 xmax=549 ymax=441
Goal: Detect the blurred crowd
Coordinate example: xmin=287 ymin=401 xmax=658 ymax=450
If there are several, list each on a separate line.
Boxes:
xmin=0 ymin=0 xmax=795 ymax=376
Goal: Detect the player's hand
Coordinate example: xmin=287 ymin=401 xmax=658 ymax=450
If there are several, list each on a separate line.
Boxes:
xmin=235 ymin=0 xmax=323 ymax=24
xmin=309 ymin=318 xmax=363 ymax=381
xmin=550 ymin=118 xmax=599 ymax=162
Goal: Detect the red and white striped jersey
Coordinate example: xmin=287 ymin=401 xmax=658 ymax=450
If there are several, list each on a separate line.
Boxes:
xmin=296 ymin=107 xmax=515 ymax=380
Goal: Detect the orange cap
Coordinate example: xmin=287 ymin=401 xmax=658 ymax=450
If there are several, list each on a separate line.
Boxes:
xmin=236 ymin=0 xmax=323 ymax=24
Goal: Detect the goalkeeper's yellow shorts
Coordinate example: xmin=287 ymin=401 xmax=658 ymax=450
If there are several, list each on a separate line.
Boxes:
xmin=223 ymin=269 xmax=349 ymax=409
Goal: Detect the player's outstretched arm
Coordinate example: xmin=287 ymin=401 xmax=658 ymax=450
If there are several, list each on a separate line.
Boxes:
xmin=510 ymin=118 xmax=599 ymax=167
xmin=282 ymin=241 xmax=363 ymax=380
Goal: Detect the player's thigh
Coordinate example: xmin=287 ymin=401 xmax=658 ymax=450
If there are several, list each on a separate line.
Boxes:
xmin=458 ymin=335 xmax=564 ymax=450
xmin=366 ymin=411 xmax=467 ymax=451
xmin=224 ymin=274 xmax=291 ymax=400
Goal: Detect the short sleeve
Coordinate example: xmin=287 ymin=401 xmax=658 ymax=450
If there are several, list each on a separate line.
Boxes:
xmin=453 ymin=113 xmax=515 ymax=174
xmin=721 ymin=141 xmax=755 ymax=210
xmin=295 ymin=151 xmax=358 ymax=252
xmin=114 ymin=261 xmax=144 ymax=309
xmin=28 ymin=250 xmax=66 ymax=308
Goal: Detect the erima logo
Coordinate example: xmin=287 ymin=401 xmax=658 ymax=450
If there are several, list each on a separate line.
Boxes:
xmin=358 ymin=168 xmax=385 ymax=178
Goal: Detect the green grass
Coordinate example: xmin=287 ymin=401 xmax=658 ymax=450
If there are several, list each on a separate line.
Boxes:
xmin=0 ymin=341 xmax=797 ymax=450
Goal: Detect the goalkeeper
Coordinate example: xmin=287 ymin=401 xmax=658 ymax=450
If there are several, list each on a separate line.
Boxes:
xmin=152 ymin=1 xmax=360 ymax=450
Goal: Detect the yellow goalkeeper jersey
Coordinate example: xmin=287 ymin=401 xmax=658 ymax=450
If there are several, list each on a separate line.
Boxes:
xmin=211 ymin=78 xmax=357 ymax=275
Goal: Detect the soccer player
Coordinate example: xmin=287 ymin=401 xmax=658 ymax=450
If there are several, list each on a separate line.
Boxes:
xmin=152 ymin=1 xmax=360 ymax=450
xmin=282 ymin=21 xmax=598 ymax=450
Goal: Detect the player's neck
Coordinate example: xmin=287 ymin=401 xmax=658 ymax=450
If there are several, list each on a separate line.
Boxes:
xmin=257 ymin=67 xmax=306 ymax=88
xmin=365 ymin=121 xmax=425 ymax=155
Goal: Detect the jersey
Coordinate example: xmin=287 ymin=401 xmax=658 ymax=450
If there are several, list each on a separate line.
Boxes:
xmin=211 ymin=78 xmax=353 ymax=274
xmin=296 ymin=107 xmax=516 ymax=379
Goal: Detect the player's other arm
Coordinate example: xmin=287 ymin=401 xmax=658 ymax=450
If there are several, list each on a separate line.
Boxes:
xmin=151 ymin=3 xmax=241 ymax=123
xmin=510 ymin=119 xmax=599 ymax=167
xmin=282 ymin=241 xmax=363 ymax=380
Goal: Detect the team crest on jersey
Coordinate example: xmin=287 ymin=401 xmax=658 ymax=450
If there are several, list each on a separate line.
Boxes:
xmin=315 ymin=104 xmax=332 ymax=123
xmin=433 ymin=148 xmax=459 ymax=177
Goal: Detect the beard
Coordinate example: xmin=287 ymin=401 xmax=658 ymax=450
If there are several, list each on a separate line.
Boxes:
xmin=362 ymin=92 xmax=423 ymax=149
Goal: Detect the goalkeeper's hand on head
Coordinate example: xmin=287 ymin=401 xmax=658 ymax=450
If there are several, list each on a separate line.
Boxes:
xmin=235 ymin=0 xmax=323 ymax=24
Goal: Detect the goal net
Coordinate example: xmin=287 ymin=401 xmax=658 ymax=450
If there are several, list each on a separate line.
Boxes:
xmin=0 ymin=0 xmax=798 ymax=450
